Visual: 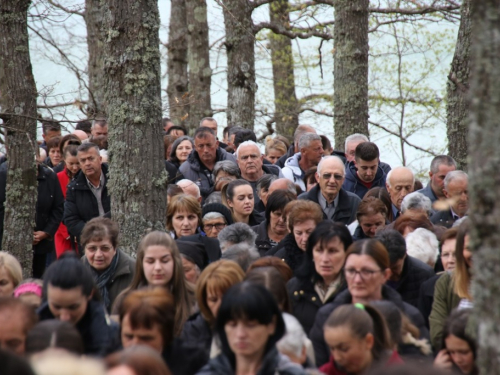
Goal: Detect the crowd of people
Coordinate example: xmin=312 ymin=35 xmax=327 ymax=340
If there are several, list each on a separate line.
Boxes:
xmin=0 ymin=116 xmax=475 ymax=375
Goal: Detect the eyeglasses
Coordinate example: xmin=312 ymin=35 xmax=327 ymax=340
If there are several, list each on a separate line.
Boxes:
xmin=344 ymin=268 xmax=382 ymax=280
xmin=321 ymin=173 xmax=344 ymax=181
xmin=204 ymin=223 xmax=226 ymax=231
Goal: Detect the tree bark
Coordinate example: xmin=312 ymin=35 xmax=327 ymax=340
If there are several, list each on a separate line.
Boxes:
xmin=103 ymin=0 xmax=167 ymax=255
xmin=85 ymin=0 xmax=107 ymax=118
xmin=222 ymin=0 xmax=256 ymax=130
xmin=468 ymin=2 xmax=500 ymax=374
xmin=333 ymin=0 xmax=369 ymax=151
xmin=167 ymin=0 xmax=189 ymax=127
xmin=0 ymin=0 xmax=38 ymax=276
xmin=269 ymin=0 xmax=299 ymax=141
xmin=446 ymin=0 xmax=471 ymax=171
xmin=185 ymin=0 xmax=212 ymax=133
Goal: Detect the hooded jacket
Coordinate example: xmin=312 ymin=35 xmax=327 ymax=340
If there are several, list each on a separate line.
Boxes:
xmin=342 ymin=161 xmax=387 ymax=199
xmin=281 ymin=153 xmax=306 ymax=191
xmin=179 ymin=148 xmax=236 ymax=199
xmin=309 ymin=285 xmax=429 ymax=367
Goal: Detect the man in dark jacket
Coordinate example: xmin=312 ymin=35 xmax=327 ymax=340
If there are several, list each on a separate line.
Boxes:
xmin=342 ymin=142 xmax=387 ymax=199
xmin=299 ymin=156 xmax=360 ymax=225
xmin=376 ymin=230 xmax=435 ymax=307
xmin=309 ymin=285 xmax=429 ymax=367
xmin=344 ymin=133 xmax=391 ymax=174
xmin=431 ymin=170 xmax=468 ymax=228
xmin=275 ymin=124 xmax=316 ymax=168
xmin=179 ymin=127 xmax=236 ymax=199
xmin=417 ymin=155 xmax=456 ymax=204
xmin=64 ymin=143 xmax=111 ymax=250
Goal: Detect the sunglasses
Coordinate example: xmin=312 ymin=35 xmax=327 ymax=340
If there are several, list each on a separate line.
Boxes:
xmin=321 ymin=173 xmax=344 ymax=181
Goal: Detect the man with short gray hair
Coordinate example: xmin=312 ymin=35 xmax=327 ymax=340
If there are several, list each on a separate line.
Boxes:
xmin=282 ymin=133 xmax=324 ymax=191
xmin=431 ymin=170 xmax=468 ymax=228
xmin=275 ymin=124 xmax=316 ymax=167
xmin=417 ymin=155 xmax=456 ymax=204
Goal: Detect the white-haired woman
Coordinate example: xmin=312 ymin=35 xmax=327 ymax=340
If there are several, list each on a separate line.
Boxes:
xmin=405 ymin=228 xmax=439 ymax=268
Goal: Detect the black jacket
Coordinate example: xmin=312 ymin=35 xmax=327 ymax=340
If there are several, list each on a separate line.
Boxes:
xmin=248 ymin=210 xmax=265 ymax=227
xmin=287 ymin=276 xmax=346 ymax=336
xmin=352 ymin=225 xmax=370 ymax=241
xmin=180 ymin=312 xmax=212 ymax=363
xmin=342 ymin=161 xmax=387 ymax=200
xmin=165 ymin=160 xmax=185 ymax=184
xmin=430 ymin=209 xmax=459 ymax=228
xmin=196 ymin=347 xmax=306 ymax=375
xmin=38 ymin=299 xmax=118 ymax=356
xmin=273 ymin=233 xmax=305 ymax=275
xmin=418 ymin=273 xmax=442 ymax=327
xmin=299 ymin=185 xmax=360 ymax=225
xmin=177 ymin=234 xmax=221 ymax=263
xmin=35 ymin=165 xmax=65 ymax=254
xmin=163 ymin=337 xmax=208 ymax=375
xmin=64 ymin=164 xmax=111 ymax=245
xmin=309 ymin=285 xmax=429 ymax=367
xmin=389 ymin=255 xmax=435 ymax=308
xmin=252 ymin=220 xmax=275 ymax=257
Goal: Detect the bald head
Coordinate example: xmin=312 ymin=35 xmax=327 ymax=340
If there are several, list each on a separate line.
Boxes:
xmin=177 ymin=179 xmax=202 ymax=202
xmin=73 ymin=130 xmax=88 ymax=141
xmin=317 ymin=155 xmax=344 ymax=175
xmin=386 ymin=167 xmax=415 ymax=210
xmin=268 ymin=179 xmax=297 ymax=201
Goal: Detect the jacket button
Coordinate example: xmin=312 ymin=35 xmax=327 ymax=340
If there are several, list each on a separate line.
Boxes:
xmin=312 ymin=297 xmax=317 ymax=301
xmin=294 ymin=291 xmax=298 ymax=296
xmin=299 ymin=290 xmax=304 ymax=295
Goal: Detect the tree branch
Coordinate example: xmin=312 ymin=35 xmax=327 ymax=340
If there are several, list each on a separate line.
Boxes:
xmin=370 ymin=5 xmax=460 ymax=15
xmin=251 ymin=0 xmax=273 ymax=9
xmin=46 ymin=0 xmax=85 ymax=17
xmin=254 ymin=21 xmax=333 ymax=39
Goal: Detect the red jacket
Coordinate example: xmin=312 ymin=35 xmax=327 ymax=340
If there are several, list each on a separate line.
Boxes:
xmin=319 ymin=350 xmax=404 ymax=375
xmin=55 ymin=168 xmax=76 ymax=257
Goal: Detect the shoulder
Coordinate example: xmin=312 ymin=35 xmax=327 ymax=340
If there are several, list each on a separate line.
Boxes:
xmin=407 ymin=256 xmax=435 ymax=276
xmin=340 ymin=189 xmax=361 ymax=203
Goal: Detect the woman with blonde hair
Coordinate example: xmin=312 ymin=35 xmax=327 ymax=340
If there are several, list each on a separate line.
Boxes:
xmin=0 ymin=251 xmax=23 ymax=297
xmin=265 ymin=138 xmax=287 ymax=164
xmin=112 ymin=231 xmax=194 ymax=336
xmin=166 ymin=194 xmax=202 ymax=239
xmin=181 ymin=260 xmax=245 ymax=360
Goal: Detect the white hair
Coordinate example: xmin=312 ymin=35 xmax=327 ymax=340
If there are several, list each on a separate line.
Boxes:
xmin=276 ymin=313 xmax=307 ymax=358
xmin=235 ymin=140 xmax=260 ymax=158
xmin=401 ymin=192 xmax=432 ymax=216
xmin=298 ymin=132 xmax=321 ymax=150
xmin=386 ymin=167 xmax=414 ymax=188
xmin=176 ymin=179 xmax=201 ymax=198
xmin=344 ymin=133 xmax=369 ymax=151
xmin=202 ymin=212 xmax=225 ymax=222
xmin=444 ymin=170 xmax=468 ymax=190
xmin=317 ymin=155 xmax=345 ymax=174
xmin=405 ymin=228 xmax=439 ymax=267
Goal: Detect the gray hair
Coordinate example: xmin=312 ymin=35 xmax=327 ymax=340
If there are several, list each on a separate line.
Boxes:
xmin=298 ymin=133 xmax=321 ymax=151
xmin=202 ymin=212 xmax=225 ymax=222
xmin=293 ymin=125 xmax=316 ymax=143
xmin=405 ymin=228 xmax=439 ymax=267
xmin=276 ymin=313 xmax=307 ymax=358
xmin=430 ymin=155 xmax=456 ymax=174
xmin=386 ymin=167 xmax=414 ymax=188
xmin=401 ymin=192 xmax=432 ymax=216
xmin=344 ymin=133 xmax=369 ymax=151
xmin=200 ymin=117 xmax=217 ymax=126
xmin=218 ymin=222 xmax=257 ymax=251
xmin=317 ymin=155 xmax=344 ymax=174
xmin=444 ymin=170 xmax=468 ymax=190
xmin=213 ymin=160 xmax=241 ymax=179
xmin=205 ymin=192 xmax=222 ymax=205
xmin=228 ymin=126 xmax=243 ymax=137
xmin=256 ymin=174 xmax=278 ymax=195
xmin=221 ymin=242 xmax=259 ymax=271
xmin=235 ymin=140 xmax=260 ymax=158
xmin=176 ymin=179 xmax=201 ymax=198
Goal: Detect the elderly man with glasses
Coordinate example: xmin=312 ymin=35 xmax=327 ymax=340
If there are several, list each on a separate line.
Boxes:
xmin=299 ymin=155 xmax=360 ymax=225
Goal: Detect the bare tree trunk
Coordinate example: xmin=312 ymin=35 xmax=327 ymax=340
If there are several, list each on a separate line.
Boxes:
xmin=333 ymin=0 xmax=369 ymax=151
xmin=0 ymin=0 xmax=38 ymax=276
xmin=446 ymin=0 xmax=471 ymax=171
xmin=222 ymin=0 xmax=256 ymax=130
xmin=468 ymin=2 xmax=500 ymax=374
xmin=85 ymin=0 xmax=107 ymax=117
xmin=167 ymin=0 xmax=189 ymax=127
xmin=269 ymin=0 xmax=299 ymax=141
xmin=103 ymin=0 xmax=167 ymax=255
xmin=185 ymin=0 xmax=212 ymax=133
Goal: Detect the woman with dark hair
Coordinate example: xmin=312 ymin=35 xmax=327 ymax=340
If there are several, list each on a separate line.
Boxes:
xmin=166 ymin=194 xmax=202 ymax=239
xmin=106 ymin=346 xmax=172 ymax=375
xmin=430 ymin=219 xmax=471 ymax=350
xmin=245 ymin=267 xmax=292 ymax=313
xmin=247 ymin=256 xmax=294 ymax=282
xmin=393 ymin=212 xmax=434 ymax=237
xmin=169 ymin=136 xmax=194 ymax=169
xmin=286 ymin=221 xmax=352 ymax=335
xmin=222 ymin=179 xmax=263 ymax=226
xmin=353 ymin=196 xmax=388 ymax=240
xmin=112 ymin=231 xmax=194 ymax=337
xmin=25 ymin=320 xmax=84 ymax=356
xmin=271 ymin=200 xmax=324 ymax=274
xmin=303 ymin=167 xmax=317 ymax=192
xmin=197 ymin=282 xmax=305 ymax=375
xmin=37 ymin=254 xmax=117 ymax=356
xmin=119 ymin=288 xmax=205 ymax=375
xmin=309 ymin=239 xmax=429 ymax=366
xmin=254 ymin=174 xmax=278 ymax=212
xmin=434 ymin=308 xmax=477 ymax=375
xmin=81 ymin=217 xmax=135 ymax=312
xmin=320 ymin=304 xmax=400 ymax=375
xmin=252 ymin=190 xmax=295 ymax=256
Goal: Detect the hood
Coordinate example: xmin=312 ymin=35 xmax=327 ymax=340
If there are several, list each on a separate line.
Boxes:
xmin=284 ymin=152 xmax=302 ymax=170
xmin=345 ymin=161 xmax=385 ymax=184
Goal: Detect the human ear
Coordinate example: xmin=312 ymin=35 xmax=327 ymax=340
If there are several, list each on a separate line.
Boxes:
xmin=267 ymin=316 xmax=277 ymax=336
xmin=365 ymin=333 xmax=374 ymax=351
xmin=383 ymin=268 xmax=391 ymax=281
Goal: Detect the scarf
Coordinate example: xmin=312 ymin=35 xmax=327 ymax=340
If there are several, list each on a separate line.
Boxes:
xmin=90 ymin=250 xmax=119 ymax=309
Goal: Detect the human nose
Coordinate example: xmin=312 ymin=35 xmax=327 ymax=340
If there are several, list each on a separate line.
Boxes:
xmin=59 ymin=309 xmax=72 ymax=322
xmin=153 ymin=260 xmax=162 ymax=270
